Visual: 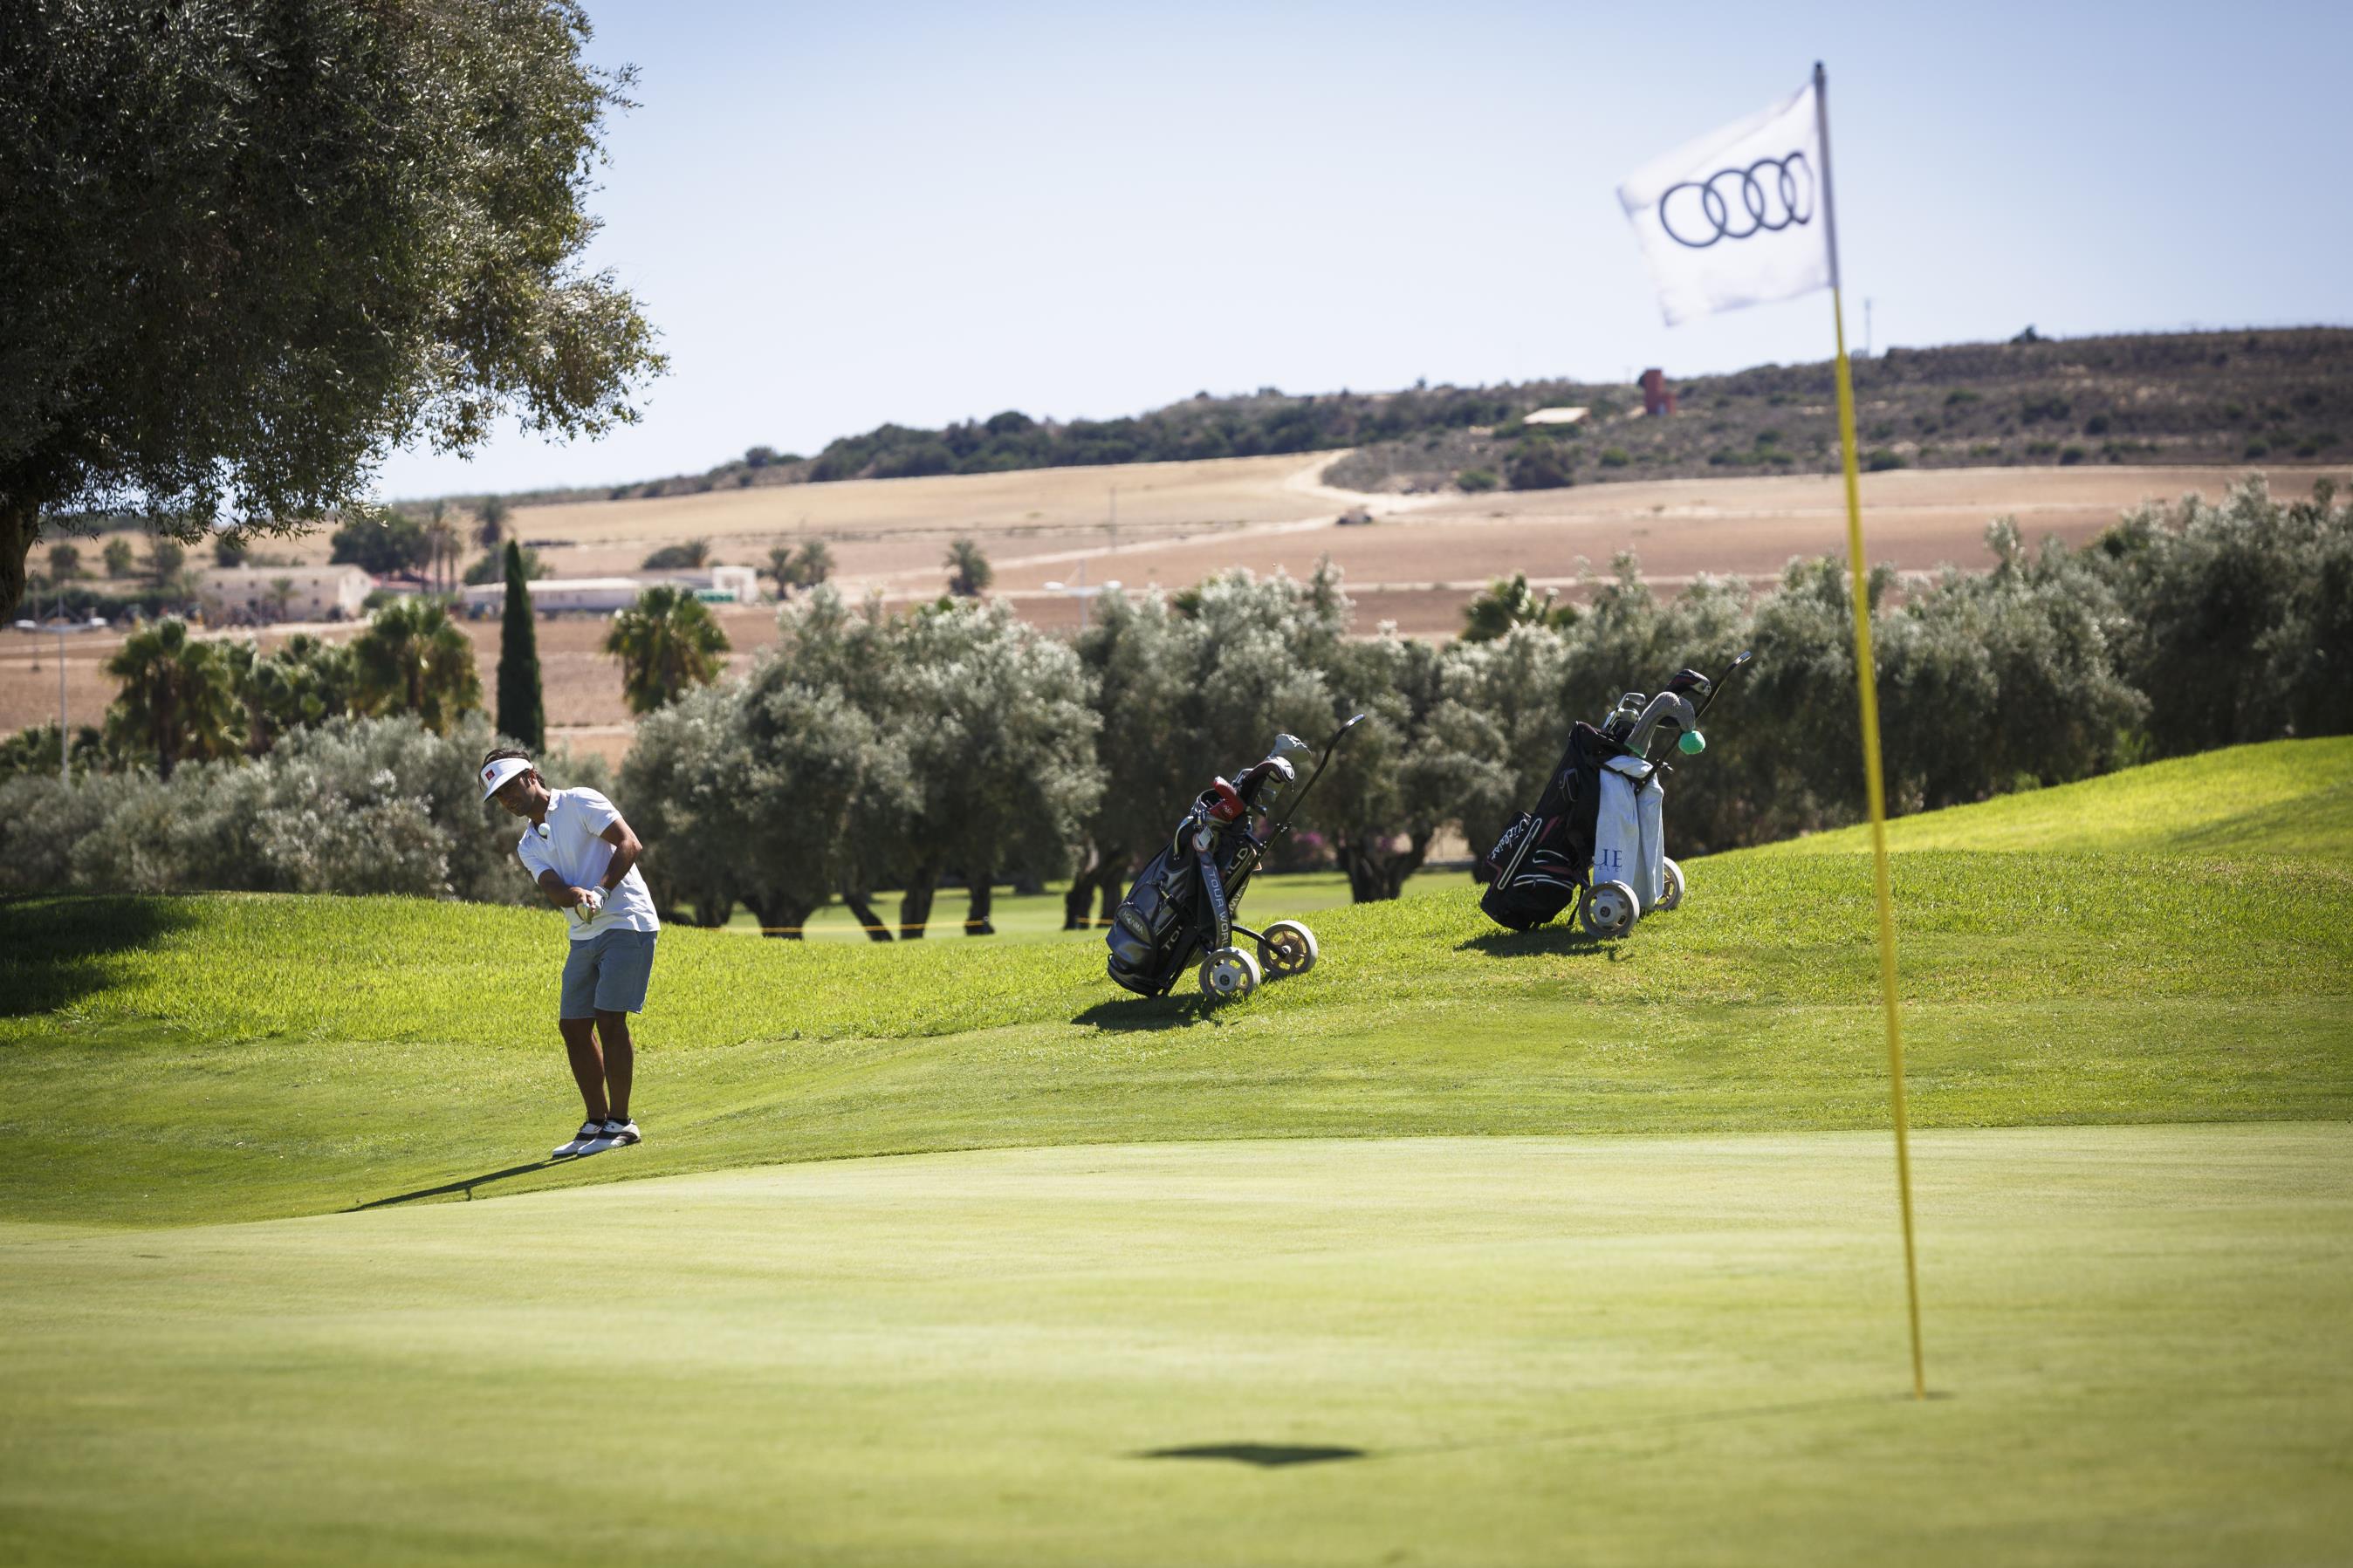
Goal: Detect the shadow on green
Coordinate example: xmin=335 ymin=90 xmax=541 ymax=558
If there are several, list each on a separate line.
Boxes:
xmin=0 ymin=895 xmax=202 ymax=1017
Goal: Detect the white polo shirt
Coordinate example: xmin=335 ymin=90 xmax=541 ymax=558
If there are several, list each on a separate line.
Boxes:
xmin=516 ymin=787 xmax=662 ymax=941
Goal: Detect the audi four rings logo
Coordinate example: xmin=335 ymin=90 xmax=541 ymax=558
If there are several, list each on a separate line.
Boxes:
xmin=1658 ymin=152 xmax=1814 ymax=249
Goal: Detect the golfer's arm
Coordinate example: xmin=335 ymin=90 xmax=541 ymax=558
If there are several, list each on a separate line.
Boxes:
xmin=597 ymin=819 xmax=643 ymax=892
xmin=534 ymin=869 xmax=585 ymax=907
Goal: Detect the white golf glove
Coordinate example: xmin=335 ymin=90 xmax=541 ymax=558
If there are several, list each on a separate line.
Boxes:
xmin=573 ymin=887 xmax=604 ymax=923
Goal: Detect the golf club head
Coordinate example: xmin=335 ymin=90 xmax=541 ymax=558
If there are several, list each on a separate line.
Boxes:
xmin=1687 ymin=650 xmax=1757 ymax=722
xmin=1625 ymin=691 xmax=1700 ymax=759
xmin=1269 ymin=732 xmax=1312 ymax=760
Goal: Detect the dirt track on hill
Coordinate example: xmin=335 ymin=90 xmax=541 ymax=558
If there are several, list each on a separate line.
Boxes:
xmin=5 ymin=463 xmax=2338 ymax=752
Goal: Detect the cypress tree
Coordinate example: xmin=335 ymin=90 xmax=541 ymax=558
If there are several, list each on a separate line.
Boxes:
xmin=496 ymin=540 xmax=545 ymax=749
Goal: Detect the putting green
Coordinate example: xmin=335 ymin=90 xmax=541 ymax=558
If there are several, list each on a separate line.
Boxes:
xmin=4 ymin=1126 xmax=2348 ymax=1565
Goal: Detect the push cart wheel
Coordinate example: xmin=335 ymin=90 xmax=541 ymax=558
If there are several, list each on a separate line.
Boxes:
xmin=1657 ymin=857 xmax=1685 ymax=913
xmin=1258 ymin=920 xmax=1319 ymax=979
xmin=1198 ymin=946 xmax=1262 ymax=999
xmin=1579 ymin=880 xmax=1639 ymax=939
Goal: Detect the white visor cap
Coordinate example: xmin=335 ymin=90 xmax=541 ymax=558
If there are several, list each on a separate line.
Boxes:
xmin=480 ymin=756 xmax=534 ymax=801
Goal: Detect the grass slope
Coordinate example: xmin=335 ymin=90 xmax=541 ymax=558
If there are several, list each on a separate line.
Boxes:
xmin=3 ymin=1127 xmax=2348 ymax=1566
xmin=1756 ymin=736 xmax=2353 ymax=858
xmin=3 ymin=741 xmax=2349 ymax=1564
xmin=4 ymin=738 xmax=2349 ymax=1227
xmin=720 ymin=866 xmax=1458 ymax=941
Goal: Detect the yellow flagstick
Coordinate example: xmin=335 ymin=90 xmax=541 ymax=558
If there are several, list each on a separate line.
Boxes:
xmin=1814 ymin=59 xmax=1926 ymax=1400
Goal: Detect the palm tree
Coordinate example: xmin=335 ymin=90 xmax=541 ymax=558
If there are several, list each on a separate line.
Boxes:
xmin=102 ymin=617 xmax=244 ymax=778
xmin=244 ymin=633 xmax=358 ymax=752
xmin=944 ymin=537 xmax=992 ymax=598
xmin=475 ymin=494 xmax=512 ymax=552
xmin=1460 ymin=573 xmax=1574 ymax=641
xmin=423 ymin=502 xmax=462 ymax=597
xmin=605 ymin=585 xmax=731 ymax=716
xmin=765 ymin=538 xmax=836 ymax=596
xmin=265 ymin=577 xmax=298 ymax=624
xmin=349 ymin=598 xmax=483 ymax=734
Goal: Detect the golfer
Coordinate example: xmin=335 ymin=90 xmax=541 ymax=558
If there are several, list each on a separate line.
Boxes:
xmin=480 ymin=748 xmax=661 ymax=1159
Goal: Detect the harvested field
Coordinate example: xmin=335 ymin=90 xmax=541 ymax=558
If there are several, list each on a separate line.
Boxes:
xmin=261 ymin=451 xmax=1387 ymax=584
xmin=5 ymin=463 xmax=2338 ymax=742
xmin=986 ymin=463 xmax=2343 ymax=614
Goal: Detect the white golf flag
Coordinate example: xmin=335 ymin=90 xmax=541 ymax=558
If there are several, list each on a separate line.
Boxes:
xmin=1618 ymin=78 xmax=1831 ymax=325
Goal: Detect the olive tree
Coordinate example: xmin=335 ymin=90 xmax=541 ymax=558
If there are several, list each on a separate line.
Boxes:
xmin=1313 ymin=631 xmax=1465 ymax=901
xmin=758 ymin=590 xmax=922 ymax=938
xmin=1875 ymin=521 xmax=2145 ymax=811
xmin=1424 ymin=622 xmax=1580 ymax=870
xmin=0 ymin=0 xmax=663 ymax=617
xmin=621 ymin=589 xmax=921 ymax=938
xmin=619 ymin=681 xmax=762 ymax=929
xmin=2095 ymin=477 xmax=2353 ymax=754
xmin=1066 ymin=587 xmax=1211 ymax=927
xmin=888 ymin=599 xmax=1101 ymax=936
xmin=1179 ymin=565 xmax=1348 ymax=774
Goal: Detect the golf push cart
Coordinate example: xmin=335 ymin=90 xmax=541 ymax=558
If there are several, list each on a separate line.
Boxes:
xmin=1105 ymin=715 xmax=1367 ymax=1001
xmin=1480 ymin=650 xmax=1754 ymax=939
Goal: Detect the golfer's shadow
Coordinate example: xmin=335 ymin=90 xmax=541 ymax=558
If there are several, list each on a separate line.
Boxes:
xmin=346 ymin=1161 xmax=558 ymax=1211
xmin=1456 ymin=925 xmax=1619 ymax=960
xmin=1071 ymin=995 xmax=1227 ymax=1031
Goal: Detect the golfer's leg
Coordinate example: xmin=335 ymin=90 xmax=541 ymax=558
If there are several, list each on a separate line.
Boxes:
xmin=559 ymin=1017 xmax=608 ymax=1122
xmin=590 ymin=934 xmax=655 ymax=1125
xmin=558 ymin=937 xmax=611 ymax=1122
xmin=595 ymin=1010 xmax=633 ymax=1120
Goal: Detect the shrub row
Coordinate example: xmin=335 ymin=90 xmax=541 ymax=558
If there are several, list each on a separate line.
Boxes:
xmin=3 ymin=481 xmax=2344 ymax=923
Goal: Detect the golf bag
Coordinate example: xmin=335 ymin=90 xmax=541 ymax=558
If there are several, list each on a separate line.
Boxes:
xmin=1478 ymin=653 xmax=1752 ymax=937
xmin=1476 ymin=721 xmax=1616 ymax=932
xmin=1106 ymin=716 xmax=1364 ymax=1000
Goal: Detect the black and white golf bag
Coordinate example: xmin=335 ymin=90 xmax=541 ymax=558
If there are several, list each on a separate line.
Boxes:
xmin=1478 ymin=654 xmax=1750 ymax=938
xmin=1476 ymin=721 xmax=1615 ymax=931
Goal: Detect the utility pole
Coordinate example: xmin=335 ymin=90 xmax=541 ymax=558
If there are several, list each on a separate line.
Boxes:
xmin=51 ymin=573 xmax=75 ymax=786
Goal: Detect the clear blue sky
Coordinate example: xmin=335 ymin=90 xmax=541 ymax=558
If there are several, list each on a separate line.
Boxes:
xmin=377 ymin=0 xmax=2353 ymax=500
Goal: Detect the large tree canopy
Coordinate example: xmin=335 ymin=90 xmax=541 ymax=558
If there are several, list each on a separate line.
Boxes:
xmin=0 ymin=0 xmax=665 ymax=615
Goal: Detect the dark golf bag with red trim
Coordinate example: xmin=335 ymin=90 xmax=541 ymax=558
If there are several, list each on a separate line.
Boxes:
xmin=1105 ymin=716 xmax=1368 ymax=1000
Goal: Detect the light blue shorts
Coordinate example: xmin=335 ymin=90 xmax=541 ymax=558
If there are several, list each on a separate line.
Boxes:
xmin=560 ymin=929 xmax=658 ymax=1019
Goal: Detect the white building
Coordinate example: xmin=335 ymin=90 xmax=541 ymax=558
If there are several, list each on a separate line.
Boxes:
xmin=703 ymin=565 xmax=758 ymax=604
xmin=462 ymin=577 xmax=644 ymax=616
xmin=462 ymin=566 xmax=761 ymax=618
xmin=200 ymin=565 xmax=374 ymax=622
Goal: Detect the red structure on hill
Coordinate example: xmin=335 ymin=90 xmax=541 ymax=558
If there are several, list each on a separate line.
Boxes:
xmin=1640 ymin=368 xmax=1678 ymax=417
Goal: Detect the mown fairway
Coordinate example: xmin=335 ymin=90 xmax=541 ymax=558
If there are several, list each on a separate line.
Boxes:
xmin=5 ymin=1128 xmax=2347 ymax=1566
xmin=3 ymin=740 xmax=2350 ymax=1563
